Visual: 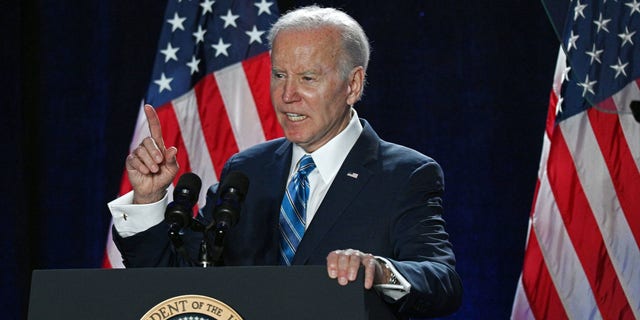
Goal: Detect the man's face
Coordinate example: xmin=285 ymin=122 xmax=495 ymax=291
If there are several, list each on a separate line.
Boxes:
xmin=270 ymin=27 xmax=362 ymax=153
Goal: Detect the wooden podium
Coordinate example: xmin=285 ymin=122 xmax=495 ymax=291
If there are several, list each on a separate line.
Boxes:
xmin=28 ymin=266 xmax=397 ymax=319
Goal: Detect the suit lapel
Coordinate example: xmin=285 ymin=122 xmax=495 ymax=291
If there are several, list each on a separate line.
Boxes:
xmin=263 ymin=140 xmax=292 ymax=215
xmin=262 ymin=140 xmax=292 ymax=264
xmin=293 ymin=120 xmax=380 ymax=265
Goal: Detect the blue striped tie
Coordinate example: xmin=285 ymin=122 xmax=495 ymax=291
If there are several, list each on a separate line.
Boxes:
xmin=279 ymin=155 xmax=316 ymax=265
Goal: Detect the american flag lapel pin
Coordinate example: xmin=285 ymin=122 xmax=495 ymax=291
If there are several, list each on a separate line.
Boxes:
xmin=347 ymin=172 xmax=359 ymax=179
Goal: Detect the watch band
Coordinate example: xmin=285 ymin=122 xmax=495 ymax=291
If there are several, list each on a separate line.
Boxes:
xmin=377 ymin=258 xmax=400 ymax=285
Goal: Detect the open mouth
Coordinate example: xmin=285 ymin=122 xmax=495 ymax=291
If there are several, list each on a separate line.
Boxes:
xmin=286 ymin=113 xmax=307 ymax=121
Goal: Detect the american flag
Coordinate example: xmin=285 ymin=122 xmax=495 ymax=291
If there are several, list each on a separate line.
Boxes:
xmin=512 ymin=0 xmax=640 ymax=319
xmin=103 ymin=0 xmax=282 ymax=268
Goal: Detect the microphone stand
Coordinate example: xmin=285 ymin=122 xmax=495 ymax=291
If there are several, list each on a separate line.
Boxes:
xmin=167 ymin=223 xmax=196 ymax=267
xmin=204 ymin=222 xmax=228 ymax=267
xmin=167 ymin=217 xmax=213 ymax=267
xmin=190 ymin=218 xmax=214 ymax=268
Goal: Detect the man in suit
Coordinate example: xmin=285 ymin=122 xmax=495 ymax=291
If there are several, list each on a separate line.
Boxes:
xmin=109 ymin=5 xmax=462 ymax=318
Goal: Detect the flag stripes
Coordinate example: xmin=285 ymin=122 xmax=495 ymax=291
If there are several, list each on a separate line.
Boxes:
xmin=216 ymin=61 xmax=267 ymax=152
xmin=173 ymin=88 xmax=218 ymax=207
xmin=193 ymin=73 xmax=238 ymax=179
xmin=553 ymin=113 xmax=632 ymax=319
xmin=520 ymin=232 xmax=569 ymax=320
xmin=533 ymin=132 xmax=602 ymax=319
xmin=512 ymin=42 xmax=640 ymax=318
xmin=242 ymin=53 xmax=284 ymax=140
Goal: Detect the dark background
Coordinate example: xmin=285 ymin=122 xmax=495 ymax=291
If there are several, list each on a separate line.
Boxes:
xmin=3 ymin=0 xmax=557 ymax=319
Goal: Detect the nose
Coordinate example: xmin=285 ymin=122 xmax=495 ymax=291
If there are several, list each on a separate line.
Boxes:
xmin=281 ymin=79 xmax=300 ymax=104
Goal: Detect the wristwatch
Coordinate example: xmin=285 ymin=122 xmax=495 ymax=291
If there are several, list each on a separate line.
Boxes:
xmin=377 ymin=258 xmax=400 ymax=285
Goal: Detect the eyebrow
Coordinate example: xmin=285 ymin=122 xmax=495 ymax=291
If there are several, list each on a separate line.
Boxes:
xmin=298 ymin=70 xmax=320 ymax=76
xmin=271 ymin=68 xmax=323 ymax=76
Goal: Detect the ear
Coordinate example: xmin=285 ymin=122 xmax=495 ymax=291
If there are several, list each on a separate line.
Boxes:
xmin=346 ymin=66 xmax=365 ymax=106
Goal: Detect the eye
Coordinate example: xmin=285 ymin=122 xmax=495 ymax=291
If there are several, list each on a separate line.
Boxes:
xmin=301 ymin=75 xmax=315 ymax=82
xmin=272 ymin=71 xmax=286 ymax=79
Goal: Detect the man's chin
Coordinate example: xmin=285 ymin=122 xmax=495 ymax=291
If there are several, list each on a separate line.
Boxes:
xmin=284 ymin=134 xmax=313 ymax=151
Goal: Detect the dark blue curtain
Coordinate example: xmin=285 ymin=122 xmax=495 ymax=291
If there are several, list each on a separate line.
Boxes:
xmin=3 ymin=0 xmax=556 ymax=318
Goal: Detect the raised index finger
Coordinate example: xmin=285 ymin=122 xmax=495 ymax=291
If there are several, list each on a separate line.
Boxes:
xmin=143 ymin=104 xmax=166 ymax=151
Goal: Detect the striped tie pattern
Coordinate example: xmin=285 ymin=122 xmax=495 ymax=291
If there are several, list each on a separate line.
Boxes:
xmin=279 ymin=155 xmax=316 ymax=265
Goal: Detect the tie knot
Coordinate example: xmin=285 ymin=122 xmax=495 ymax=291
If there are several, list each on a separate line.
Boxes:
xmin=297 ymin=155 xmax=316 ymax=176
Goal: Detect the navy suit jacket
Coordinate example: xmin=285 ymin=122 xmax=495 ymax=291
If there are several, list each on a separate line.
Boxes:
xmin=114 ymin=119 xmax=462 ymax=318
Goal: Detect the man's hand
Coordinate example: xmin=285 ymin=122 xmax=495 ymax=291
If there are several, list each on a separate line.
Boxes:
xmin=125 ymin=104 xmax=179 ymax=204
xmin=326 ymin=249 xmax=387 ymax=289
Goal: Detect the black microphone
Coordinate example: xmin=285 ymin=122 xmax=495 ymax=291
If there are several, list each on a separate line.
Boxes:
xmin=631 ymin=101 xmax=640 ymax=123
xmin=165 ymin=172 xmax=202 ymax=230
xmin=206 ymin=171 xmax=249 ymax=265
xmin=212 ymin=171 xmax=249 ymax=230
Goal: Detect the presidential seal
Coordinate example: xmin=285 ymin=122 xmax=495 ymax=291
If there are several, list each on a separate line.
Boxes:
xmin=140 ymin=294 xmax=243 ymax=320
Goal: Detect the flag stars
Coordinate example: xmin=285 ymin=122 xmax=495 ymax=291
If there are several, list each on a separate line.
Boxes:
xmin=585 ymin=43 xmax=603 ymax=64
xmin=625 ymin=0 xmax=640 ymax=16
xmin=212 ymin=38 xmax=231 ymax=57
xmin=578 ymin=74 xmax=597 ymax=97
xmin=562 ymin=66 xmax=572 ymax=82
xmin=160 ymin=43 xmax=180 ymax=62
xmin=200 ymin=0 xmax=215 ymax=16
xmin=193 ymin=25 xmax=207 ymax=44
xmin=154 ymin=73 xmax=173 ymax=93
xmin=245 ymin=25 xmax=265 ymax=44
xmin=187 ymin=55 xmax=201 ymax=75
xmin=255 ymin=0 xmax=274 ymax=15
xmin=555 ymin=96 xmax=564 ymax=115
xmin=593 ymin=13 xmax=611 ymax=33
xmin=610 ymin=58 xmax=628 ymax=78
xmin=618 ymin=27 xmax=635 ymax=47
xmin=567 ymin=31 xmax=579 ymax=52
xmin=574 ymin=0 xmax=588 ymax=20
xmin=167 ymin=12 xmax=186 ymax=32
xmin=220 ymin=9 xmax=240 ymax=28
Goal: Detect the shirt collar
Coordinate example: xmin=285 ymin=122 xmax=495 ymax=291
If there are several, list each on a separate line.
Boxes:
xmin=291 ymin=108 xmax=363 ymax=183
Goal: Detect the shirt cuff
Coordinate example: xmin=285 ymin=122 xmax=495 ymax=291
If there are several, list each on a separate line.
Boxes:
xmin=107 ymin=190 xmax=168 ymax=238
xmin=373 ymin=257 xmax=412 ymax=301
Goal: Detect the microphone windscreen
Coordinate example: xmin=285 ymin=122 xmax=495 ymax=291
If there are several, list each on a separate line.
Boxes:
xmin=174 ymin=172 xmax=202 ymax=206
xmin=220 ymin=171 xmax=249 ymax=196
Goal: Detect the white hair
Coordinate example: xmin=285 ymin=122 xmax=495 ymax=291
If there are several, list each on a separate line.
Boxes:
xmin=267 ymin=5 xmax=371 ymax=82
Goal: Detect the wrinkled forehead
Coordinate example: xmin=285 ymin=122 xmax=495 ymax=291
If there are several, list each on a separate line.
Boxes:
xmin=272 ymin=27 xmax=342 ymax=54
xmin=271 ymin=27 xmax=343 ymax=68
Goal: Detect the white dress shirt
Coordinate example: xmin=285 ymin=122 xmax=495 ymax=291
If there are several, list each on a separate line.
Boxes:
xmin=288 ymin=108 xmax=362 ymax=226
